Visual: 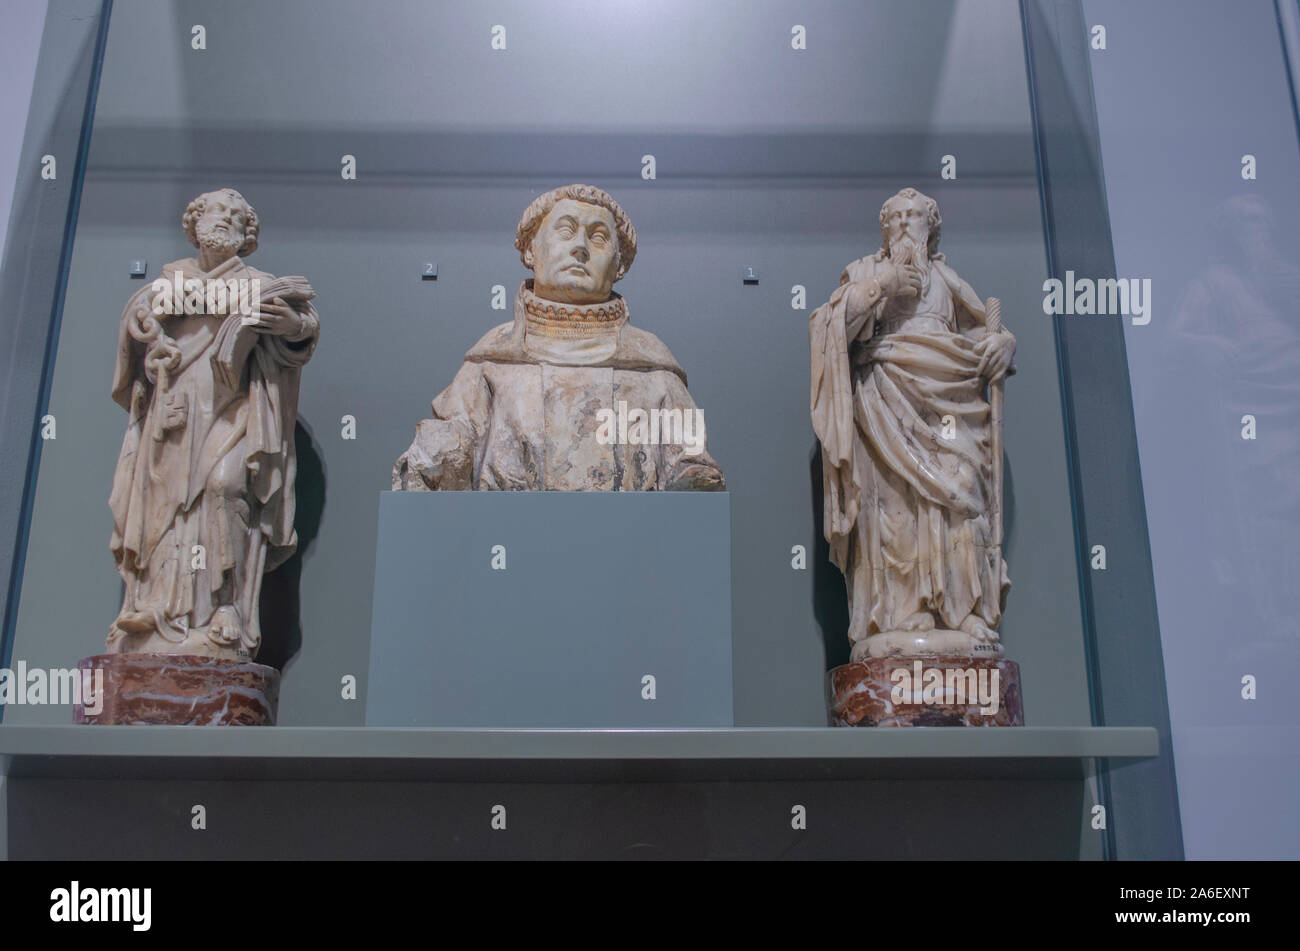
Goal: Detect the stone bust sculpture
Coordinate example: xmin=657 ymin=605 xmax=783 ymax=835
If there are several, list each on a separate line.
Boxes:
xmin=106 ymin=188 xmax=319 ymax=661
xmin=810 ymin=187 xmax=1016 ymax=662
xmin=394 ymin=183 xmax=724 ymax=491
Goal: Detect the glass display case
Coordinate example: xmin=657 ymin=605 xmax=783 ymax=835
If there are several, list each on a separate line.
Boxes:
xmin=0 ymin=0 xmax=1293 ymax=862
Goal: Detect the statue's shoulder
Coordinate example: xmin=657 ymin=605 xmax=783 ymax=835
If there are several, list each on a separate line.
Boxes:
xmin=122 ymin=282 xmax=154 ymax=313
xmin=240 ymin=263 xmax=276 ymax=282
xmin=930 ymin=256 xmax=963 ymax=285
xmin=842 ymin=252 xmax=884 ymax=284
xmin=463 ymin=321 xmax=519 ymax=362
xmin=931 ymin=257 xmax=985 ymax=319
xmin=163 ymin=255 xmax=198 ymax=272
xmin=615 ymin=324 xmax=686 ymax=381
xmin=120 ymin=259 xmax=194 ymax=314
xmin=151 ymin=256 xmax=202 ymax=284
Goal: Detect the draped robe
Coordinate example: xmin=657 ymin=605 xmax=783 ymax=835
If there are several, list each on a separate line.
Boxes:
xmin=810 ymin=253 xmax=1009 ymax=648
xmin=108 ymin=254 xmax=318 ymax=657
xmin=394 ymin=281 xmax=724 ymax=492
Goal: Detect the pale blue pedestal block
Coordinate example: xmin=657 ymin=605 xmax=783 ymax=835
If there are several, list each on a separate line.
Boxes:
xmin=365 ymin=491 xmax=733 ymax=727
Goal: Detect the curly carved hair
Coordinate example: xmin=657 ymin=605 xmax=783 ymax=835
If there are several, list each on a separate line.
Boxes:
xmin=879 ymin=187 xmax=942 ymax=259
xmin=182 ymin=188 xmax=259 ymax=257
xmin=515 ymin=184 xmax=637 ymax=281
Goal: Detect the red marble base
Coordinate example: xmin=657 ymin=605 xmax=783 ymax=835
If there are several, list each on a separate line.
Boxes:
xmin=75 ymin=653 xmax=279 ymax=725
xmin=829 ymin=656 xmax=1024 ymax=727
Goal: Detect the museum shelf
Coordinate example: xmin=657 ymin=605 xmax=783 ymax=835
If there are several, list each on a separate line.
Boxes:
xmin=0 ymin=724 xmax=1156 ymax=782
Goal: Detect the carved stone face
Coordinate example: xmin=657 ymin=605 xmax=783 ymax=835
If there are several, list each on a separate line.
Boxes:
xmin=194 ymin=190 xmax=248 ymax=258
xmin=527 ymin=198 xmax=620 ymax=304
xmin=883 ymin=194 xmax=931 ymax=258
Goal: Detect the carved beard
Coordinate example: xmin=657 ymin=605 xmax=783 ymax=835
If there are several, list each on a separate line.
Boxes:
xmin=889 ymin=231 xmax=930 ymax=293
xmin=195 ymin=219 xmax=243 ymax=258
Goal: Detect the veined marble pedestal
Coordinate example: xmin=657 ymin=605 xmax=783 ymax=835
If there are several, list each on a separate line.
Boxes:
xmin=75 ymin=653 xmax=280 ymax=725
xmin=829 ymin=656 xmax=1024 ymax=727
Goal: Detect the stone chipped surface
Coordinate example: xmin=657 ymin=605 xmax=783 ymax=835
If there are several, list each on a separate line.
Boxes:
xmin=829 ymin=657 xmax=1024 ymax=727
xmin=76 ymin=653 xmax=279 ymax=726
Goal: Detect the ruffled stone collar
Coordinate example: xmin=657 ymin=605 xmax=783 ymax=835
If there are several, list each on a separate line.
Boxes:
xmin=519 ymin=280 xmax=627 ymax=338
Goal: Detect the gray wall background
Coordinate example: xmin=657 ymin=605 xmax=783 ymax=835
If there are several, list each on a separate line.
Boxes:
xmin=6 ymin=0 xmax=1090 ymax=729
xmin=1084 ymin=0 xmax=1300 ymax=859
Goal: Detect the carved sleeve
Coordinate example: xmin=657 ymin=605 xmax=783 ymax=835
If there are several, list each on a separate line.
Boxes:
xmin=839 ymin=260 xmax=884 ymax=343
xmin=658 ymin=373 xmax=726 ymax=492
xmin=391 ymin=362 xmax=489 ymax=491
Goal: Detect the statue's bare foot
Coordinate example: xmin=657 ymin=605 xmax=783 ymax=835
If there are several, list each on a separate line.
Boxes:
xmin=961 ymin=615 xmax=998 ymax=654
xmin=112 ymin=611 xmax=154 ymax=635
xmin=958 ymin=615 xmax=995 ymax=640
xmin=899 ymin=611 xmax=936 ymax=632
xmin=207 ymin=605 xmax=244 ymax=648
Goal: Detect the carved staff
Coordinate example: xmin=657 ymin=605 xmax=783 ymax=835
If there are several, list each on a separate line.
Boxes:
xmin=985 ymin=297 xmax=1005 ymax=552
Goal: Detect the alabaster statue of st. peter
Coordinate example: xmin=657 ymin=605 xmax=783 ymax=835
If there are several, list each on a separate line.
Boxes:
xmin=107 ymin=188 xmax=319 ymax=661
xmin=394 ymin=184 xmax=724 ymax=492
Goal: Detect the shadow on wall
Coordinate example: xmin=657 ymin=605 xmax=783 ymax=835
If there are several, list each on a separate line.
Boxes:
xmin=810 ymin=445 xmax=850 ymax=670
xmin=257 ymin=418 xmax=325 ymax=672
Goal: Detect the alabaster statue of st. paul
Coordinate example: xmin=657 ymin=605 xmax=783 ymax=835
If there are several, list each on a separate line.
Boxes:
xmin=394 ymin=184 xmax=724 ymax=492
xmin=811 ymin=187 xmax=1016 ymax=663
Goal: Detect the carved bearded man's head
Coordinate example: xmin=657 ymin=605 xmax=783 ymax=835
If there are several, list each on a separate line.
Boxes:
xmin=879 ymin=187 xmax=942 ymax=271
xmin=515 ymin=184 xmax=637 ymax=305
xmin=183 ymin=188 xmax=259 ymax=260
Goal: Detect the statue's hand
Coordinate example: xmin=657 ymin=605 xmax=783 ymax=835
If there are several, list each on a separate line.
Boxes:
xmin=875 ymin=259 xmax=922 ymax=300
xmin=393 ymin=443 xmax=434 ymax=491
xmin=393 ymin=418 xmax=476 ymax=491
xmin=666 ymin=463 xmax=726 ymax=492
xmin=245 ymin=297 xmax=306 ymax=337
xmin=975 ymin=331 xmax=1016 ymax=383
